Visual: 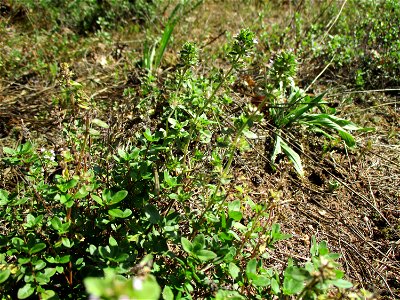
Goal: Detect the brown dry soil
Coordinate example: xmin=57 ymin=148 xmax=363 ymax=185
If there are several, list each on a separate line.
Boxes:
xmin=1 ymin=1 xmax=399 ymax=298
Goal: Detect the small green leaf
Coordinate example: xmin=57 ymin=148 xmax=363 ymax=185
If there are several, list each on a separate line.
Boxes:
xmin=74 ymin=187 xmax=89 ymax=199
xmin=200 ymin=129 xmax=212 ymax=143
xmin=91 ymin=194 xmax=103 ymax=206
xmin=50 ymin=216 xmax=62 ymax=231
xmin=228 ymin=200 xmax=243 ymax=221
xmin=0 ymin=269 xmax=11 ymax=284
xmin=70 ymin=80 xmax=82 ymax=88
xmin=24 ymin=214 xmax=43 ymax=228
xmin=33 ymin=260 xmax=46 ymax=271
xmin=61 ymin=238 xmax=72 ymax=248
xmin=228 ymin=211 xmax=242 ymax=221
xmin=40 ymin=289 xmax=57 ymax=300
xmin=271 ymin=278 xmax=280 ymax=294
xmin=88 ymin=129 xmax=100 ymax=136
xmin=283 ymin=277 xmax=304 ymax=295
xmin=143 ymin=128 xmax=154 ymax=141
xmin=228 ymin=200 xmax=240 ymax=211
xmin=144 ymin=204 xmax=161 ymax=224
xmin=0 ymin=189 xmax=9 ymax=206
xmin=109 ymin=236 xmax=118 ymax=247
xmin=107 ymin=190 xmax=128 ymax=205
xmin=162 ymin=285 xmax=174 ymax=300
xmin=56 ymin=179 xmax=78 ymax=192
xmin=331 ymin=279 xmax=353 ymax=289
xmin=228 ymin=262 xmax=240 ymax=280
xmin=18 ymin=257 xmax=31 ymax=264
xmin=58 ymin=255 xmax=71 ymax=264
xmin=35 ymin=268 xmax=56 ymax=285
xmin=163 ymin=170 xmax=178 ymax=188
xmin=76 ymin=257 xmax=84 ymax=265
xmin=246 ymin=259 xmax=258 ymax=280
xmin=271 ymin=224 xmax=292 ymax=242
xmin=98 ymin=246 xmax=112 ymax=259
xmin=108 ymin=208 xmax=132 ymax=218
xmin=215 ymin=289 xmax=245 ymax=300
xmin=271 ymin=134 xmax=282 ymax=166
xmin=17 ymin=284 xmax=35 ymax=299
xmin=196 ymin=250 xmax=217 ymax=262
xmin=252 ymin=275 xmax=270 ymax=287
xmin=117 ymin=147 xmax=127 ymax=159
xmin=285 ymin=266 xmax=309 ymax=281
xmin=30 ymin=243 xmax=46 ymax=254
xmin=115 ymin=253 xmax=130 ymax=262
xmin=11 ymin=237 xmax=25 ymax=250
xmin=89 ymin=245 xmax=97 ymax=255
xmin=181 ymin=237 xmax=193 ymax=254
xmin=91 ymin=118 xmax=109 ymax=128
xmin=192 ymin=234 xmax=205 ymax=252
xmin=242 ymin=128 xmax=258 ymax=139
xmin=25 ymin=214 xmax=36 ymax=227
xmin=168 ymin=118 xmax=177 ymax=127
xmin=12 ymin=197 xmax=28 ymax=206
xmin=3 ymin=147 xmax=16 ymax=155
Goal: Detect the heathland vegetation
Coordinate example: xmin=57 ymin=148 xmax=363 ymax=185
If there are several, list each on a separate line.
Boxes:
xmin=0 ymin=1 xmax=399 ymax=299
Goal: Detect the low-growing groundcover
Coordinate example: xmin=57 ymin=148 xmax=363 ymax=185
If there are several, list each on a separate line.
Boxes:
xmin=0 ymin=0 xmax=399 ymax=299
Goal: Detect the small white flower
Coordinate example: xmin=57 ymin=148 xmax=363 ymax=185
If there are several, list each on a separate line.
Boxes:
xmin=132 ymin=277 xmax=143 ymax=290
xmin=119 ymin=295 xmax=130 ymax=300
xmin=253 ymin=38 xmax=258 ymax=44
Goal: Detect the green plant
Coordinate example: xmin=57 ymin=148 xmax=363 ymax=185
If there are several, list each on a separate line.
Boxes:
xmin=262 ymin=51 xmax=362 ymax=176
xmin=0 ymin=25 xmax=364 ymax=299
xmin=282 ymin=237 xmax=353 ymax=298
xmin=84 ymin=256 xmax=161 ymax=300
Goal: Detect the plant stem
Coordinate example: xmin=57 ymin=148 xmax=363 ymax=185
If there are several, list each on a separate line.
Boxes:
xmin=192 ymin=84 xmax=269 ymax=236
xmin=182 ymin=63 xmax=236 ymax=171
xmin=223 ymin=94 xmax=270 ymax=175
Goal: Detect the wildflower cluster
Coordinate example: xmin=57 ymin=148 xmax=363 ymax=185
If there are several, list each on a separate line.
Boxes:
xmin=229 ymin=28 xmax=257 ymax=67
xmin=178 ymin=42 xmax=199 ymax=67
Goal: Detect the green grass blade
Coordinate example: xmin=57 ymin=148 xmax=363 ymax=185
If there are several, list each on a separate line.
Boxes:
xmin=303 ymin=115 xmax=344 ymax=131
xmin=301 ymin=114 xmax=357 ymax=147
xmin=271 ymin=133 xmax=282 ymax=167
xmin=153 ymin=2 xmax=184 ymax=70
xmin=338 ymin=130 xmax=356 ymax=147
xmin=280 ymin=140 xmax=304 ymax=177
xmin=143 ymin=41 xmax=157 ymax=71
xmin=154 ymin=20 xmax=178 ymax=70
xmin=280 ymin=92 xmax=326 ymax=127
xmin=325 ymin=114 xmax=360 ymax=131
xmin=307 ymin=126 xmax=335 ymax=140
